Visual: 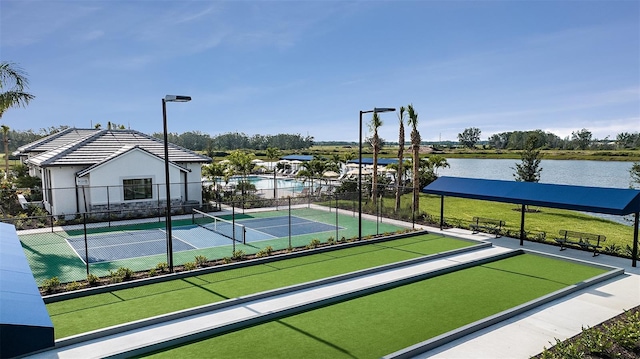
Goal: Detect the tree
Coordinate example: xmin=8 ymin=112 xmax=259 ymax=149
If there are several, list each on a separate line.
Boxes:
xmin=0 ymin=62 xmax=35 ymax=120
xmin=417 ymin=155 xmax=450 ymax=190
xmin=631 ymin=162 xmax=640 ymax=189
xmin=395 ymin=106 xmax=406 ymax=212
xmin=368 ymin=112 xmax=383 ymax=204
xmin=227 ymin=150 xmax=255 ymax=197
xmin=571 ymin=128 xmax=592 ymax=150
xmin=513 ymin=136 xmax=543 ymax=183
xmin=265 ymin=147 xmax=281 ymax=172
xmin=457 ymin=127 xmax=481 ymax=149
xmin=407 ymin=104 xmax=421 ymax=217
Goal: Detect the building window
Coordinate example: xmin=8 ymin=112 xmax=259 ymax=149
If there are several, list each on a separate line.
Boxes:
xmin=123 ymin=178 xmax=153 ymax=200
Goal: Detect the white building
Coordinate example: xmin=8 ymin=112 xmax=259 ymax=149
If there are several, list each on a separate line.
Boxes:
xmin=14 ymin=128 xmax=211 ymax=217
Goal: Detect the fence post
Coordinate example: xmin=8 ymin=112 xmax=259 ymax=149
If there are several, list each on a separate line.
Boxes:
xmin=50 ymin=214 xmax=54 ymax=233
xmin=83 ymin=213 xmax=89 ymax=277
xmin=335 ymin=193 xmax=339 ymax=241
xmin=231 ymin=201 xmax=236 ymax=253
xmin=288 ymin=196 xmax=292 ymax=249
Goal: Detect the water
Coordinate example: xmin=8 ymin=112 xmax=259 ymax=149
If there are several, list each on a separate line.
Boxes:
xmin=436 ymin=159 xmax=637 ymax=225
xmin=219 ymin=175 xmax=308 ymax=192
xmin=437 ymin=158 xmax=634 ymax=189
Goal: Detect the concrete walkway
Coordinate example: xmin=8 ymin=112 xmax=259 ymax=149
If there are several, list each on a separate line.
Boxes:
xmin=27 ymin=228 xmax=640 ymax=358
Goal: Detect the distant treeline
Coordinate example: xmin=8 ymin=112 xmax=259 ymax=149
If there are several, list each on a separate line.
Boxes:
xmin=150 ymin=131 xmax=314 ymax=151
xmin=486 ymin=129 xmax=640 ymax=150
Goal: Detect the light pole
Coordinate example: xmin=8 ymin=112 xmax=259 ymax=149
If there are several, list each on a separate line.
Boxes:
xmin=163 ymin=94 xmax=191 ymax=272
xmin=359 ymin=107 xmax=395 ymax=240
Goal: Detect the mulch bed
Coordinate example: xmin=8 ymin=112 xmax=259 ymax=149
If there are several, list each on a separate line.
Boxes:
xmin=532 ymin=305 xmax=640 ymax=359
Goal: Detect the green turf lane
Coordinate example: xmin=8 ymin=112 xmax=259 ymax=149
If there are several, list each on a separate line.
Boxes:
xmin=47 ymin=234 xmax=472 ymax=338
xmin=144 ymin=253 xmax=609 ymax=359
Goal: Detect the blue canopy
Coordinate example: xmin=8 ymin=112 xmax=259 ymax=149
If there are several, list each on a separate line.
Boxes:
xmin=280 ymin=155 xmax=315 ymax=162
xmin=347 ymin=158 xmax=399 ymax=166
xmin=423 ymin=176 xmax=640 ymax=216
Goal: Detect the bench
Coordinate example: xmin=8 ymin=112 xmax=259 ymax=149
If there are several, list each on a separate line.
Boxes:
xmin=554 ymin=230 xmax=606 ymax=256
xmin=470 ymin=217 xmax=505 ymax=237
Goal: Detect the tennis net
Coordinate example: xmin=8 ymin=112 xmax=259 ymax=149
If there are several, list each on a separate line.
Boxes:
xmin=192 ymin=209 xmax=246 ymax=244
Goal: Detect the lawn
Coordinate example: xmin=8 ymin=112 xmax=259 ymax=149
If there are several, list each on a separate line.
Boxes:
xmin=385 ymin=193 xmax=635 ymax=252
xmin=144 ymin=253 xmax=608 ymax=358
xmin=47 ymin=233 xmax=473 ymax=339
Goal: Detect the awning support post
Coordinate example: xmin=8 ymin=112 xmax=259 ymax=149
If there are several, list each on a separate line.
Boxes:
xmin=633 ymin=212 xmax=638 ymax=268
xmin=440 ymin=195 xmax=444 ymax=230
xmin=520 ymin=204 xmax=525 ymax=246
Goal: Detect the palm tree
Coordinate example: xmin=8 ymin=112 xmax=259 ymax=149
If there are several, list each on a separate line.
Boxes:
xmin=0 ymin=62 xmax=35 ymax=120
xmin=394 ymin=106 xmax=406 ymax=212
xmin=407 ymin=104 xmax=421 ymax=217
xmin=369 ymin=112 xmax=383 ymax=205
xmin=265 ymin=147 xmax=281 ymax=172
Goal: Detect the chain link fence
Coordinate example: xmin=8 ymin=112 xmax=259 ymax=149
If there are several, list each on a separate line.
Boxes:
xmin=5 ymin=180 xmax=424 ymax=290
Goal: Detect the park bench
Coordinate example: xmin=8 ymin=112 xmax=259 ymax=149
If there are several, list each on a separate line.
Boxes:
xmin=554 ymin=230 xmax=606 ymax=256
xmin=470 ymin=217 xmax=505 ymax=238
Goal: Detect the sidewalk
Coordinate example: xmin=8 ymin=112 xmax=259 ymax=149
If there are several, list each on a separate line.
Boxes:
xmin=27 ymin=228 xmax=640 ymax=358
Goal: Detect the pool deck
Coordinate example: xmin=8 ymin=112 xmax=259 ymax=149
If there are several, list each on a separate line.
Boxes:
xmin=25 ymin=225 xmax=640 ymax=358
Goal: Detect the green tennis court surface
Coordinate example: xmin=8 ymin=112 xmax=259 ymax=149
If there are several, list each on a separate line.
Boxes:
xmin=47 ymin=234 xmax=473 ymax=339
xmin=143 ymin=253 xmax=608 ymax=358
xmin=21 ymin=207 xmax=408 ymax=285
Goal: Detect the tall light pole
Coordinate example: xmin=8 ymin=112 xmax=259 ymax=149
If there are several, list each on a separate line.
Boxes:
xmin=359 ymin=107 xmax=395 ymax=240
xmin=163 ymin=94 xmax=191 ymax=272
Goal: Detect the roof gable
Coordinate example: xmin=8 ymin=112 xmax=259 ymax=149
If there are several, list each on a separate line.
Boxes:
xmin=422 ymin=176 xmax=640 ymax=216
xmin=76 ymin=145 xmax=189 ymax=177
xmin=24 ymin=129 xmax=211 ymax=167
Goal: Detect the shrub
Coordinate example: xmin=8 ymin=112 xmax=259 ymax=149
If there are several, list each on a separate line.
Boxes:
xmin=222 ymin=257 xmax=232 ymax=264
xmin=116 ymin=267 xmax=133 ymax=280
xmin=306 ymin=239 xmax=321 ymax=249
xmin=183 ymin=262 xmax=197 ymax=271
xmin=327 ymin=236 xmax=335 ymax=245
xmin=108 ymin=270 xmax=123 ymax=284
xmin=604 ymin=243 xmax=622 ymax=255
xmin=41 ymin=277 xmax=61 ymax=293
xmin=194 ymin=255 xmax=208 ymax=267
xmin=66 ymin=281 xmax=83 ymax=291
xmin=232 ymin=250 xmax=245 ymax=260
xmin=255 ymin=246 xmax=274 ymax=258
xmin=148 ymin=268 xmax=157 ymax=277
xmin=606 ymin=310 xmax=640 ymax=350
xmin=87 ymin=273 xmax=99 ymax=286
xmin=156 ymin=262 xmax=169 ymax=273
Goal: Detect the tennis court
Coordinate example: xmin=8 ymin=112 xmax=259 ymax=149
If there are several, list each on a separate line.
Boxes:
xmin=65 ymin=212 xmax=344 ymax=264
xmin=20 ymin=206 xmax=405 ymax=284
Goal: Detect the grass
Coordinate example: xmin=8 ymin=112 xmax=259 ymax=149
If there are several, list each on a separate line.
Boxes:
xmin=144 ymin=253 xmax=608 ymax=358
xmin=383 ymin=193 xmax=635 ymax=252
xmin=46 ymin=233 xmax=473 ymax=339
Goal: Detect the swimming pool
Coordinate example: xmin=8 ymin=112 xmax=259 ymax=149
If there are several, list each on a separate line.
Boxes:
xmin=220 ymin=175 xmax=309 ymax=191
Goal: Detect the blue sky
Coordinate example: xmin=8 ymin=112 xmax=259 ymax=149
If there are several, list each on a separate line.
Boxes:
xmin=1 ymin=1 xmax=638 ymax=142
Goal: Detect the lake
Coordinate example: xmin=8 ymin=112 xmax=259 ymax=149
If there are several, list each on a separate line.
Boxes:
xmin=436 ymin=158 xmax=637 ymax=225
xmin=437 ymin=158 xmax=635 ymax=189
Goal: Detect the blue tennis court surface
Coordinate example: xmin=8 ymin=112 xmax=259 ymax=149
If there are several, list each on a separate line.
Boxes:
xmin=239 ymin=216 xmax=341 ymax=239
xmin=65 ymin=215 xmax=344 ymax=264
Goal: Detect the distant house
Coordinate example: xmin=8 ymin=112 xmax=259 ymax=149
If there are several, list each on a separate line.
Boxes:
xmin=14 ymin=128 xmax=212 ymax=217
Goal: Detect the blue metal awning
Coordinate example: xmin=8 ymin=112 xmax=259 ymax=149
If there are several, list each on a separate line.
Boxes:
xmin=422 ymin=177 xmax=640 ymax=216
xmin=347 ymin=158 xmax=399 ymax=166
xmin=423 ymin=177 xmax=639 ymax=266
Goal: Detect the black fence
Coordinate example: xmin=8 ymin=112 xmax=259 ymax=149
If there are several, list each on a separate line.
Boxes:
xmin=8 ymin=189 xmax=423 ymax=291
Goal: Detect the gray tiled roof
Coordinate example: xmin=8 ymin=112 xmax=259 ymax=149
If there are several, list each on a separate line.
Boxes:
xmin=13 ymin=128 xmax=99 ymax=155
xmin=25 ymin=129 xmax=211 ymax=167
